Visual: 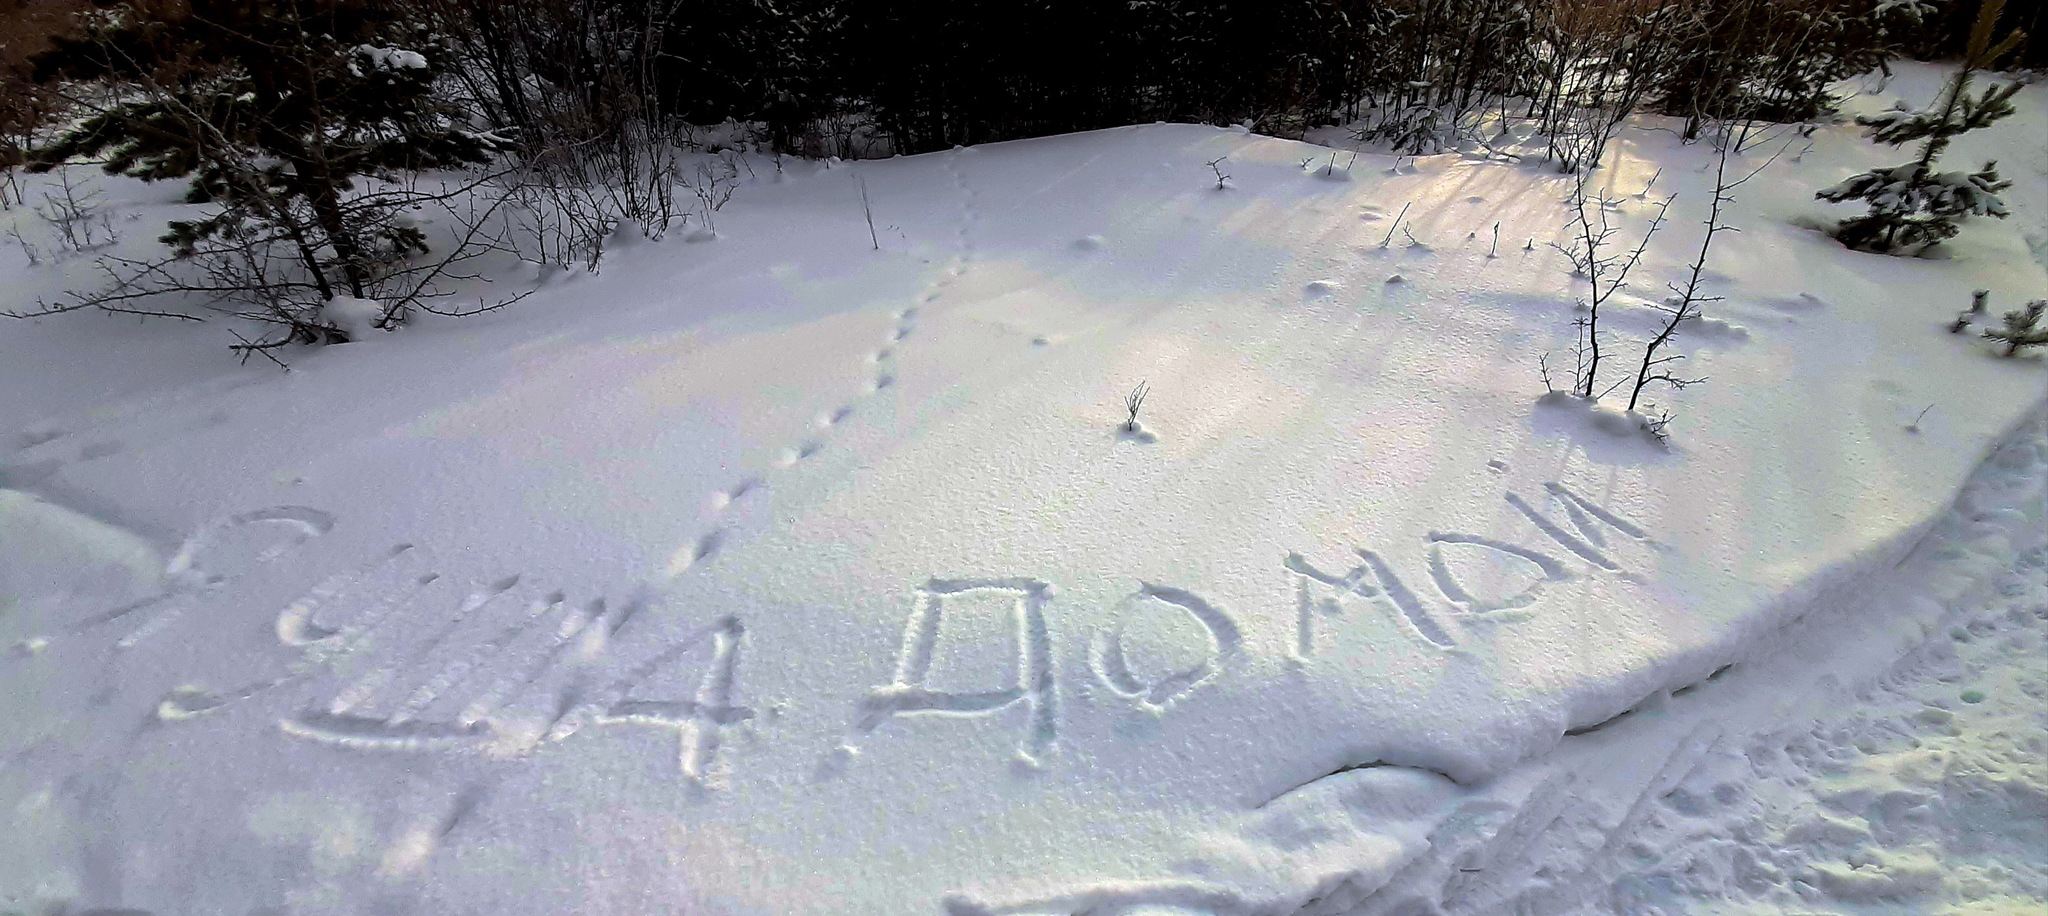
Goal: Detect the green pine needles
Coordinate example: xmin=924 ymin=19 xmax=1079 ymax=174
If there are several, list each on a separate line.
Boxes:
xmin=26 ymin=0 xmax=505 ymax=342
xmin=1816 ymin=0 xmax=2026 ymax=256
xmin=1985 ymin=300 xmax=2048 ymax=357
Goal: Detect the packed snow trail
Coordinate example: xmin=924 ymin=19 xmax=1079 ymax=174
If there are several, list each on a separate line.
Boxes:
xmin=1339 ymin=409 xmax=2048 ymax=916
xmin=3 ymin=64 xmax=2046 ymax=915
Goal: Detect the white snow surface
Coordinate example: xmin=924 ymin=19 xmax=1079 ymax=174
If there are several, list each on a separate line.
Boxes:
xmin=320 ymin=296 xmax=387 ymax=342
xmin=2 ymin=64 xmax=2045 ymax=915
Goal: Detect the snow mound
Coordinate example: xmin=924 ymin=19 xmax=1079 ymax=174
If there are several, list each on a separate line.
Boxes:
xmin=1530 ymin=392 xmax=1673 ymax=462
xmin=318 ymin=295 xmax=386 ymax=341
xmin=350 ymin=45 xmax=428 ymax=74
xmin=0 ymin=489 xmax=163 ymax=644
xmin=1310 ymin=163 xmax=1355 ymax=182
xmin=1690 ymin=316 xmax=1750 ymax=343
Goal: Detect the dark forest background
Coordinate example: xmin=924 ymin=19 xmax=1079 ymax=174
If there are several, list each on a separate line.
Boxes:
xmin=5 ymin=0 xmax=2041 ymax=166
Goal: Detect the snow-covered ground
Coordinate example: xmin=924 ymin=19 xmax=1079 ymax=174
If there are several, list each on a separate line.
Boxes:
xmin=2 ymin=64 xmax=2044 ymax=915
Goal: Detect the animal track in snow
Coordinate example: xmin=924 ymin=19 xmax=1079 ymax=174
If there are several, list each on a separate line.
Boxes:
xmin=707 ymin=477 xmax=760 ymax=511
xmin=943 ymin=152 xmax=980 ymax=260
xmin=816 ymin=405 xmax=854 ymax=429
xmin=13 ymin=427 xmax=65 ymax=449
xmin=1304 ymin=279 xmax=1343 ymax=300
xmin=686 ymin=529 xmax=727 ymax=567
xmin=674 ymin=258 xmax=935 ymax=576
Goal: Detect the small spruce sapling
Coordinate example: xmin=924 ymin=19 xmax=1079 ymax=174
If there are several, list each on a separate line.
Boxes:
xmin=1984 ymin=300 xmax=2048 ymax=356
xmin=1815 ymin=0 xmax=2025 ymax=255
xmin=23 ymin=0 xmax=504 ymax=343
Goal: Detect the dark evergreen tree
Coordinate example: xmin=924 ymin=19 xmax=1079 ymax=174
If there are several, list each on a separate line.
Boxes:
xmin=28 ymin=0 xmax=500 ymax=336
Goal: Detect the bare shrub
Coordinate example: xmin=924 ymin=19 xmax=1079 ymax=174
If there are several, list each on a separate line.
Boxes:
xmin=1552 ymin=176 xmax=1673 ymax=400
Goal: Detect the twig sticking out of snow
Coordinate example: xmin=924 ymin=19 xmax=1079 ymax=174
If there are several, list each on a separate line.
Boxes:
xmin=1624 ymin=127 xmax=1777 ymax=415
xmin=1379 ymin=202 xmax=1412 ymax=249
xmin=1635 ymin=168 xmax=1661 ymax=199
xmin=1907 ymin=404 xmax=1934 ymax=433
xmin=858 ymin=176 xmax=879 ymax=251
xmin=1950 ymin=288 xmax=1990 ymax=333
xmin=1206 ymin=156 xmax=1231 ymax=191
xmin=229 ymin=328 xmax=291 ymax=370
xmin=1552 ymin=171 xmax=1674 ymax=402
xmin=1123 ymin=381 xmax=1150 ymax=432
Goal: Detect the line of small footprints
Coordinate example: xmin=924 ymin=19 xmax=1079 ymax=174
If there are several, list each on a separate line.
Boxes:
xmin=676 ymin=153 xmax=977 ymax=576
xmin=675 ymin=305 xmax=920 ymax=577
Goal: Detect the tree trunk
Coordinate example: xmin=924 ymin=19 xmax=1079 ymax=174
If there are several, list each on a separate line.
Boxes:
xmin=303 ymin=174 xmax=369 ymax=300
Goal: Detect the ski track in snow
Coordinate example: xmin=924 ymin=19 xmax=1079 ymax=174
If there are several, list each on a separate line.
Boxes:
xmin=1340 ymin=412 xmax=2048 ymax=916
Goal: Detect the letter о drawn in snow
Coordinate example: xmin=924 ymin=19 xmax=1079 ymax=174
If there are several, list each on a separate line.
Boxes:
xmin=1421 ymin=532 xmax=1573 ymax=615
xmin=848 ymin=578 xmax=1055 ymax=768
xmin=1089 ymin=583 xmax=1241 ymax=713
